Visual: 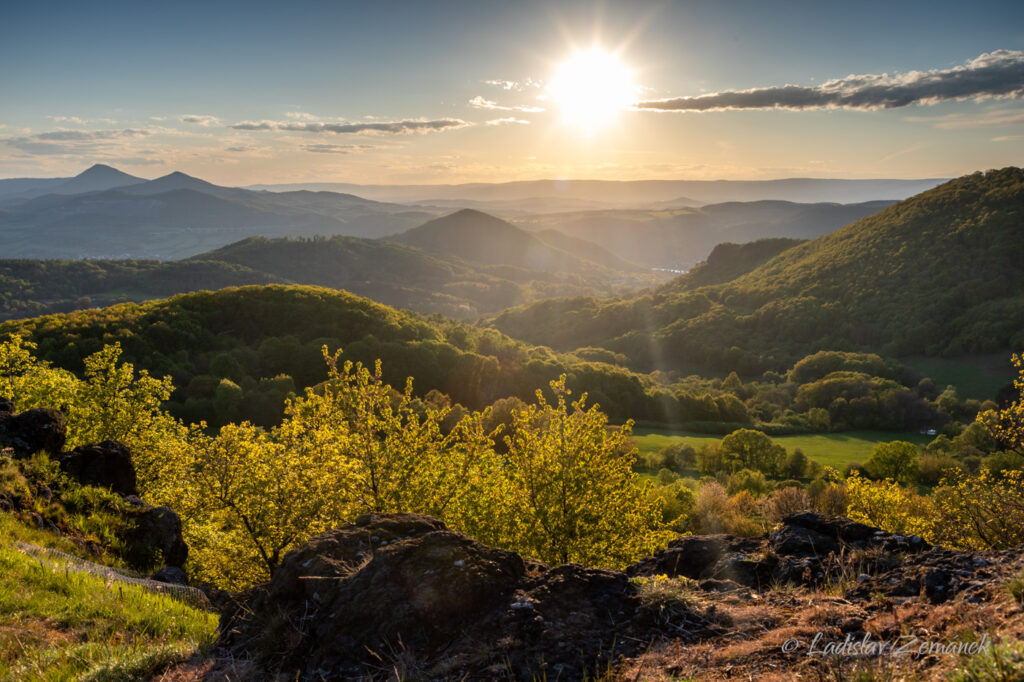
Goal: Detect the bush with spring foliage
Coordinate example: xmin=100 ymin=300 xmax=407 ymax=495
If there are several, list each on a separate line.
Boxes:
xmin=932 ymin=468 xmax=1024 ymax=550
xmin=843 ymin=472 xmax=936 ymax=539
xmin=501 ymin=376 xmax=669 ymax=567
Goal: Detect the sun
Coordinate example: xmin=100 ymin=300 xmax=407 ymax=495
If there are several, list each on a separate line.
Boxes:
xmin=548 ymin=48 xmax=636 ymax=133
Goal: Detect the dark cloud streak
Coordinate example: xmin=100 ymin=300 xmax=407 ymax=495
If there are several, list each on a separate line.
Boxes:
xmin=637 ymin=50 xmax=1024 ymax=112
xmin=231 ymin=118 xmax=470 ymax=134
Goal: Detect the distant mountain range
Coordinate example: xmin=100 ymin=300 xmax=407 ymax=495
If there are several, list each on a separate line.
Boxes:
xmin=247 ymin=177 xmax=947 ymax=207
xmin=390 ymin=209 xmax=642 ymax=274
xmin=513 ymin=200 xmax=898 ymax=268
xmin=0 ymin=165 xmax=911 ymax=265
xmin=0 ymin=165 xmax=441 ymax=258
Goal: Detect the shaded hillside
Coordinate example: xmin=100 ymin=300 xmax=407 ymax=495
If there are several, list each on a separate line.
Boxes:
xmin=390 ymin=208 xmax=618 ymax=274
xmin=664 ymin=237 xmax=805 ymax=291
xmin=0 ymin=224 xmax=658 ymax=321
xmin=533 ymin=228 xmax=645 ymax=271
xmin=0 ymin=258 xmax=280 ymax=318
xmin=514 ymin=200 xmax=893 ymax=268
xmin=490 ymin=168 xmax=1024 ymax=374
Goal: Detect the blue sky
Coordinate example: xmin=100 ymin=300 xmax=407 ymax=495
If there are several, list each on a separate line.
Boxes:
xmin=1 ymin=0 xmax=1022 ymax=183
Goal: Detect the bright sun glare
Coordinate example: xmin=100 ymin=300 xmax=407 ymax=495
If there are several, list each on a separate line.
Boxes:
xmin=549 ymin=48 xmax=636 ymax=133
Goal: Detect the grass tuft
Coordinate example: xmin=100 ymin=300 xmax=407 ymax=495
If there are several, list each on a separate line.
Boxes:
xmin=0 ymin=523 xmax=217 ymax=682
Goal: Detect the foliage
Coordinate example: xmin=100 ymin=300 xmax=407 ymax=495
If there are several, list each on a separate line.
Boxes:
xmin=3 ymin=337 xmax=190 ymax=499
xmin=843 ymin=473 xmax=936 ymax=539
xmin=726 ymin=469 xmax=770 ymax=497
xmin=865 ymin=440 xmax=920 ymax=484
xmin=932 ymin=469 xmax=1024 ymax=550
xmin=501 ymin=376 xmax=669 ymax=567
xmin=716 ymin=428 xmax=786 ymax=476
xmin=977 ymin=353 xmax=1024 ymax=456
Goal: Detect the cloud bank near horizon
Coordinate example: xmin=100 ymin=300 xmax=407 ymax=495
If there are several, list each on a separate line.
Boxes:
xmin=637 ymin=50 xmax=1024 ymax=112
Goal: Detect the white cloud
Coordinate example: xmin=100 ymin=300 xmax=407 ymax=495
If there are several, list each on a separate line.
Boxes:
xmin=485 ymin=117 xmax=530 ymax=126
xmin=180 ymin=114 xmax=221 ymax=126
xmin=48 ymin=116 xmax=86 ymax=124
xmin=468 ymin=96 xmax=545 ymax=113
xmin=1 ymin=128 xmax=152 ymax=156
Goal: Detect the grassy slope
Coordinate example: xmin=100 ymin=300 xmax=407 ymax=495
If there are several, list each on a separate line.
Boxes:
xmin=632 ymin=427 xmax=934 ymax=471
xmin=0 ymin=515 xmax=216 ymax=682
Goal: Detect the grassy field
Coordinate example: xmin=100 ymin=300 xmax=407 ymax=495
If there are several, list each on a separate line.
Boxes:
xmin=632 ymin=427 xmax=935 ymax=471
xmin=0 ymin=514 xmax=217 ymax=682
xmin=902 ymin=354 xmax=1013 ymax=400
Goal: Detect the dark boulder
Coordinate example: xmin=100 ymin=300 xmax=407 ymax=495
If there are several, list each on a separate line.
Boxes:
xmin=124 ymin=505 xmax=188 ymax=568
xmin=627 ymin=534 xmax=761 ymax=580
xmin=150 ymin=566 xmax=189 ymax=586
xmin=0 ymin=407 xmax=66 ymax=457
xmin=59 ymin=440 xmax=138 ymax=496
xmin=629 ymin=512 xmax=933 ymax=591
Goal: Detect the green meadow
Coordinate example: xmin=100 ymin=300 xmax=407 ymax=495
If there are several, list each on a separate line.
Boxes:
xmin=631 ymin=427 xmax=935 ymax=471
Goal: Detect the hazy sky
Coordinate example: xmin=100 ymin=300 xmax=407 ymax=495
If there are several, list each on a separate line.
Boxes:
xmin=1 ymin=0 xmax=1022 ymax=184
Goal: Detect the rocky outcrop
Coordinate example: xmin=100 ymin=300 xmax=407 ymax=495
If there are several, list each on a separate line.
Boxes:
xmin=221 ymin=511 xmax=1024 ymax=680
xmin=629 ymin=511 xmax=932 ymax=589
xmin=0 ymin=404 xmax=66 ymax=457
xmin=123 ymin=503 xmax=188 ymax=568
xmin=58 ymin=440 xmax=138 ymax=496
xmin=221 ymin=513 xmax=717 ymax=680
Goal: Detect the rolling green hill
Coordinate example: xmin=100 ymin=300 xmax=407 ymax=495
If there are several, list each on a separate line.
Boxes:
xmin=0 ymin=285 xmax=660 ymax=427
xmin=489 ymin=168 xmax=1024 ymax=381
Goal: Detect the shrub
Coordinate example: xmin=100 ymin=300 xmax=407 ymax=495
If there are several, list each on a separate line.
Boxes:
xmin=766 ymin=486 xmax=811 ymax=522
xmin=726 ymin=469 xmax=770 ymax=497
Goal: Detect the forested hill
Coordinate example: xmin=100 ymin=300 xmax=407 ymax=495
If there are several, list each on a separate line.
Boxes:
xmin=0 ymin=229 xmax=656 ymax=321
xmin=0 ymin=285 xmax=660 ymax=427
xmin=663 ymin=237 xmax=806 ymax=291
xmin=489 ymin=168 xmax=1024 ymax=374
xmin=389 ymin=208 xmax=636 ymax=274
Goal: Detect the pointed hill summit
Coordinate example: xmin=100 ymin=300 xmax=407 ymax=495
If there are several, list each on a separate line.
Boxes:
xmin=52 ymin=164 xmax=144 ymax=194
xmin=390 ymin=208 xmax=612 ymax=273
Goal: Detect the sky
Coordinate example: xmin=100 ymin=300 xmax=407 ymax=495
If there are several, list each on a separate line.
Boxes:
xmin=1 ymin=0 xmax=1022 ymax=185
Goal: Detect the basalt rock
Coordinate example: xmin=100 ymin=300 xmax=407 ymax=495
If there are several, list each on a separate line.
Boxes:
xmin=123 ymin=504 xmax=188 ymax=568
xmin=0 ymin=406 xmax=67 ymax=457
xmin=220 ymin=513 xmax=715 ymax=680
xmin=219 ymin=511 xmax=1021 ymax=680
xmin=628 ymin=511 xmax=933 ymax=590
xmin=59 ymin=440 xmax=138 ymax=497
